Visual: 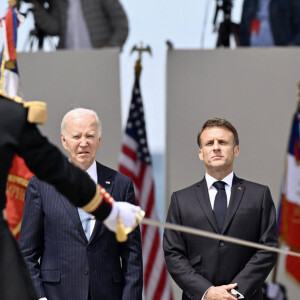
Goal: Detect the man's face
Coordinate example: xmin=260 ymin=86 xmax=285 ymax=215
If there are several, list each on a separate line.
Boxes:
xmin=198 ymin=126 xmax=239 ymax=177
xmin=61 ymin=113 xmax=101 ymax=171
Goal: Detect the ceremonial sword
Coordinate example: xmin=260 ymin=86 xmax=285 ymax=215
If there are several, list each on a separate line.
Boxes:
xmin=116 ymin=212 xmax=300 ymax=258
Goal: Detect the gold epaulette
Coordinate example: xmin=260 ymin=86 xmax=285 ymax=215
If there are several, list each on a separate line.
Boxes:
xmin=0 ymin=92 xmax=48 ymax=124
xmin=23 ymin=101 xmax=47 ymax=124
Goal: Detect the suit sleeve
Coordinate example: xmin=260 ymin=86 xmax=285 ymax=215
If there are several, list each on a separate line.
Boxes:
xmin=231 ymin=186 xmax=278 ymax=298
xmin=163 ymin=192 xmax=212 ymax=298
xmin=18 ymin=176 xmax=46 ymax=298
xmin=119 ymin=178 xmax=143 ymax=300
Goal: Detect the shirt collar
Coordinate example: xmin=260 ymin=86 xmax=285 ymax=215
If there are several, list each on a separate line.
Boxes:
xmin=85 ymin=161 xmax=97 ymax=184
xmin=205 ymin=172 xmax=234 ymax=189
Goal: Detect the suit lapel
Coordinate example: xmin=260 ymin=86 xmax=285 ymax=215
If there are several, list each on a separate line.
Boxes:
xmin=194 ymin=178 xmax=219 ymax=233
xmin=59 ymin=193 xmax=88 ymax=242
xmin=89 ymin=163 xmax=114 ymax=241
xmin=223 ymin=175 xmax=245 ymax=233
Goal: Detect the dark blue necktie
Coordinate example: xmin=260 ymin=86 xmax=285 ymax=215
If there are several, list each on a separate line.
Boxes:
xmin=213 ymin=181 xmax=227 ymax=232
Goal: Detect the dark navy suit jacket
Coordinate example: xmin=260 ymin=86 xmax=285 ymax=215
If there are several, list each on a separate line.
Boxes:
xmin=19 ymin=162 xmax=143 ymax=300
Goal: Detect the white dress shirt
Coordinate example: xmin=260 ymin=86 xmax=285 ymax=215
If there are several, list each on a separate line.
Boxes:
xmin=205 ymin=172 xmax=233 ymax=209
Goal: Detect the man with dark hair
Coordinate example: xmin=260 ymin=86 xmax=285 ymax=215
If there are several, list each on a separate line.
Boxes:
xmin=163 ymin=117 xmax=278 ymax=300
xmin=196 ymin=118 xmax=239 ymax=148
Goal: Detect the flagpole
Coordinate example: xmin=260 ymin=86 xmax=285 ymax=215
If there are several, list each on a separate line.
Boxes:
xmin=130 ymin=42 xmax=152 ymax=80
xmin=116 ymin=43 xmax=152 ymax=243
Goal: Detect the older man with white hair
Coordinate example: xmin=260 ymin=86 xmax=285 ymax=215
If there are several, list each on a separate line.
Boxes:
xmin=19 ymin=108 xmax=143 ymax=300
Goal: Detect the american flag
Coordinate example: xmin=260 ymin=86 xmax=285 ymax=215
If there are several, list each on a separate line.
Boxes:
xmin=119 ymin=75 xmax=174 ymax=300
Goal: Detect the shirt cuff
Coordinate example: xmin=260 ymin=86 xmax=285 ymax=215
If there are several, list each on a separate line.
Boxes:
xmin=202 ymin=286 xmax=213 ymax=300
xmin=231 ymin=288 xmax=244 ymax=299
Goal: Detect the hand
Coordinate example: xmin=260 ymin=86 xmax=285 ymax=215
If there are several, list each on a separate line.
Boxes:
xmin=205 ymin=283 xmax=238 ymax=300
xmin=103 ymin=201 xmax=143 ymax=233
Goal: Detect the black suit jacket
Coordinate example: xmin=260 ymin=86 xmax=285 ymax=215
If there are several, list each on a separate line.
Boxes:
xmin=163 ymin=175 xmax=278 ymax=300
xmin=19 ymin=162 xmax=143 ymax=300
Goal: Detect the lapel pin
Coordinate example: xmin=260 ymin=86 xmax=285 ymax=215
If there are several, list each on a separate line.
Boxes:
xmin=106 ymin=181 xmax=111 ymax=185
xmin=238 ymin=187 xmax=242 ymax=190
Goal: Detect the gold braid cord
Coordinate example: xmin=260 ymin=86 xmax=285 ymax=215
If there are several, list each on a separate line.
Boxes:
xmin=82 ymin=185 xmax=113 ymax=213
xmin=116 ymin=210 xmax=145 ymax=243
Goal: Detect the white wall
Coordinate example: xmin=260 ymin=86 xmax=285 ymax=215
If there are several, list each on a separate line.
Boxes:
xmin=166 ymin=48 xmax=300 ymax=300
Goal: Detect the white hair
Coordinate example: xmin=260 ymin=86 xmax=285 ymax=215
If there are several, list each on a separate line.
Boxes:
xmin=61 ymin=108 xmax=102 ymax=137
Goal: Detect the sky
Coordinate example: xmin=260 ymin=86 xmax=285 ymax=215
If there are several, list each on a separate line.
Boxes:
xmin=0 ymin=0 xmax=243 ymax=154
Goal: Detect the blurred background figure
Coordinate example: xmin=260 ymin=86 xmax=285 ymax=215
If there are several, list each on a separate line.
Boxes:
xmin=213 ymin=0 xmax=240 ymax=48
xmin=239 ymin=0 xmax=300 ymax=46
xmin=27 ymin=0 xmax=129 ymax=50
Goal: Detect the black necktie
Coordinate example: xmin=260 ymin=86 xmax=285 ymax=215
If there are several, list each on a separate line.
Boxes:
xmin=213 ymin=181 xmax=227 ymax=232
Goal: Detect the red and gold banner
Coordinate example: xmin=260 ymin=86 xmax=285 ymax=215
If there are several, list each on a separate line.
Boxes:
xmin=286 ymin=252 xmax=300 ymax=283
xmin=5 ymin=155 xmax=34 ymax=240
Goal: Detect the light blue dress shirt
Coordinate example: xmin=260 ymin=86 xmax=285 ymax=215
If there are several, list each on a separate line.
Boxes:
xmin=77 ymin=161 xmax=97 ymax=240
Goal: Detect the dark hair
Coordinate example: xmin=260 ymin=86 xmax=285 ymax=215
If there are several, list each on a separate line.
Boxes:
xmin=197 ymin=118 xmax=239 ymax=148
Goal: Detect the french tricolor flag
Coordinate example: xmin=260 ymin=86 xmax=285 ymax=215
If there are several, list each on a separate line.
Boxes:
xmin=0 ymin=6 xmax=24 ymax=99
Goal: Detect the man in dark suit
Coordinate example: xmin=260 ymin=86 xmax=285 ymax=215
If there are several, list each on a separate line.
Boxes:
xmin=163 ymin=118 xmax=278 ymax=300
xmin=19 ymin=108 xmax=143 ymax=300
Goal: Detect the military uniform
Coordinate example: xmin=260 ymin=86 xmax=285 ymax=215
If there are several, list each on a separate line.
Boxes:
xmin=0 ymin=95 xmax=112 ymax=299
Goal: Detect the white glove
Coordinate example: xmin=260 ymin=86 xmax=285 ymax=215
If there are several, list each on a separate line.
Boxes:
xmin=103 ymin=201 xmax=142 ymax=233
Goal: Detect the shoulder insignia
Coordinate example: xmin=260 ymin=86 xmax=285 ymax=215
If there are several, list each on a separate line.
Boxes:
xmin=23 ymin=101 xmax=47 ymax=124
xmin=0 ymin=92 xmax=47 ymax=124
